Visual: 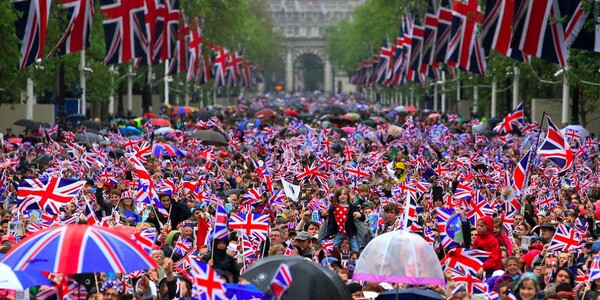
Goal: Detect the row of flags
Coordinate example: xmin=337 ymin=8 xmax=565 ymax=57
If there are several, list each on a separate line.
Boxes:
xmin=350 ymin=0 xmax=600 ymax=88
xmin=13 ymin=0 xmax=263 ymax=87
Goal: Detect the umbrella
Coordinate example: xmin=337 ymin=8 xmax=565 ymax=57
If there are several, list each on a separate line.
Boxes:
xmin=191 ymin=130 xmax=228 ymax=146
xmin=13 ymin=119 xmax=39 ymax=131
xmin=75 ymin=132 xmax=104 ymax=144
xmin=242 ymin=255 xmax=351 ymax=300
xmin=7 ymin=137 xmax=22 ymax=144
xmin=224 ymin=283 xmax=264 ymax=300
xmin=1 ymin=224 xmax=158 ymax=274
xmin=149 ymin=118 xmax=171 ymax=127
xmin=32 ymin=153 xmax=53 ymax=165
xmin=120 ymin=126 xmax=142 ymax=136
xmin=376 ymin=288 xmax=444 ymax=300
xmin=561 ymin=124 xmax=589 ymax=141
xmin=284 ymin=109 xmax=298 ymax=117
xmin=0 ymin=263 xmax=51 ymax=290
xmin=394 ymin=106 xmax=406 ymax=113
xmin=341 ymin=126 xmax=355 ymax=134
xmin=66 ymin=114 xmax=87 ymax=124
xmin=353 ymin=230 xmax=445 ymax=285
xmin=343 ymin=112 xmax=361 ymax=121
xmin=195 ymin=110 xmax=215 ymax=122
xmin=406 ymin=106 xmax=417 ymax=113
xmin=78 ymin=120 xmax=103 ymax=131
xmin=253 ymin=108 xmax=277 ymax=119
xmin=321 ymin=105 xmax=346 ymax=116
xmin=152 ymin=143 xmax=186 ymax=157
xmin=172 ymin=106 xmax=197 ymax=115
xmin=153 ymin=127 xmax=175 ymax=135
xmin=360 ymin=119 xmax=378 ymax=128
xmin=143 ymin=112 xmax=157 ymax=118
xmin=427 ymin=113 xmax=442 ymax=119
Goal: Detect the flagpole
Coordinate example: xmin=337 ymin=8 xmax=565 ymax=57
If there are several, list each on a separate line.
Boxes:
xmin=80 ymin=50 xmax=87 ymax=115
xmin=524 ymin=111 xmax=547 ymax=192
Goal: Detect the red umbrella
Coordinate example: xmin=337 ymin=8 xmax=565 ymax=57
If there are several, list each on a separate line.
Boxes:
xmin=2 ymin=224 xmax=158 ymax=274
xmin=149 ymin=118 xmax=171 ymax=127
xmin=7 ymin=137 xmax=22 ymax=144
xmin=143 ymin=113 xmax=157 ymax=118
xmin=253 ymin=108 xmax=277 ymax=119
xmin=284 ymin=109 xmax=298 ymax=117
xmin=406 ymin=106 xmax=417 ymax=113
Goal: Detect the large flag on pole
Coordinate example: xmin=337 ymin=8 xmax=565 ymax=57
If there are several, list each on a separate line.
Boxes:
xmin=14 ymin=0 xmax=52 ymax=69
xmin=538 ymin=115 xmax=574 ymax=172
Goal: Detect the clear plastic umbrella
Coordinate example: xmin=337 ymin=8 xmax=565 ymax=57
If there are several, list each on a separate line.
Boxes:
xmin=353 ymin=230 xmax=445 ymax=286
xmin=561 ymin=124 xmax=589 ymax=141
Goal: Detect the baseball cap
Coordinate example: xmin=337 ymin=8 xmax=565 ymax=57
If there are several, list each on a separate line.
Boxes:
xmin=295 ymin=231 xmax=311 ymax=241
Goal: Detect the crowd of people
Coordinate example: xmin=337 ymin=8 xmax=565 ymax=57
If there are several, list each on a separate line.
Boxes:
xmin=0 ymin=92 xmax=599 ymax=300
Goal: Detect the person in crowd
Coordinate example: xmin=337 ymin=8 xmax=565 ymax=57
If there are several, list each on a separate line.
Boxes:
xmin=326 ymin=186 xmax=365 ymax=252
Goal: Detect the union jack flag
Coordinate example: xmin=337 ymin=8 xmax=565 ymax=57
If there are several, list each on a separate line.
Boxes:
xmin=37 ymin=276 xmax=88 ymax=300
xmin=14 ymin=0 xmax=51 ymax=69
xmin=186 ymin=17 xmax=203 ymax=82
xmin=100 ymin=0 xmax=147 ymax=64
xmin=228 ymin=214 xmax=270 ymax=242
xmin=548 ymin=224 xmax=584 ymax=252
xmin=575 ymin=268 xmax=589 ymax=290
xmin=173 ymin=236 xmax=192 ymax=255
xmin=589 ymin=254 xmax=600 ymax=282
xmin=321 ymin=240 xmax=334 ymax=253
xmin=434 ymin=0 xmax=453 ymax=64
xmin=54 ymin=0 xmax=94 ymax=54
xmin=17 ymin=177 xmax=86 ymax=214
xmin=189 ymin=260 xmax=228 ymax=300
xmin=514 ymin=0 xmax=567 ymax=66
xmin=157 ymin=0 xmax=180 ymax=61
xmin=211 ymin=204 xmax=229 ymax=239
xmin=270 ymin=263 xmax=293 ymax=298
xmin=482 ymin=0 xmax=525 ymax=61
xmin=447 ymin=0 xmax=486 ymax=74
xmin=538 ymin=115 xmax=573 ymax=172
xmin=211 ymin=44 xmax=228 ymax=87
xmin=466 ymin=192 xmax=494 ymax=225
xmin=131 ymin=228 xmax=156 ymax=254
xmin=512 ymin=148 xmax=531 ymax=192
xmin=449 ymin=267 xmax=487 ymax=294
xmin=441 ymin=248 xmax=488 ymax=275
xmin=494 ymin=102 xmax=524 ymax=135
xmin=167 ymin=16 xmax=188 ymax=75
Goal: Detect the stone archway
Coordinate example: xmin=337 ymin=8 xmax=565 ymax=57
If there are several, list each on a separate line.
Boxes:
xmin=293 ymin=53 xmax=324 ymax=92
xmin=284 ymin=45 xmax=333 ymax=93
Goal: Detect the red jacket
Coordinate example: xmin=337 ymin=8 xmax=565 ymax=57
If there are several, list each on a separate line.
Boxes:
xmin=472 ymin=216 xmax=503 ymax=271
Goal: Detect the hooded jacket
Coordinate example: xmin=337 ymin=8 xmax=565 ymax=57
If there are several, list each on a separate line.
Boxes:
xmin=472 ymin=216 xmax=503 ymax=271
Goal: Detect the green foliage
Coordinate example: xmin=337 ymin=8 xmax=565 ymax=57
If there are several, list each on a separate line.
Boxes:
xmin=0 ymin=1 xmax=25 ymax=103
xmin=0 ymin=0 xmax=281 ymax=109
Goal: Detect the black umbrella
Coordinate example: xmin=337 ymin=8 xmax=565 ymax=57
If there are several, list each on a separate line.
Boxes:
xmin=191 ymin=130 xmax=228 ymax=146
xmin=242 ymin=255 xmax=351 ymax=300
xmin=78 ymin=120 xmax=104 ymax=131
xmin=195 ymin=110 xmax=215 ymax=122
xmin=360 ymin=119 xmax=378 ymax=128
xmin=32 ymin=153 xmax=53 ymax=165
xmin=376 ymin=288 xmax=444 ymax=300
xmin=13 ymin=119 xmax=39 ymax=131
xmin=321 ymin=105 xmax=347 ymax=116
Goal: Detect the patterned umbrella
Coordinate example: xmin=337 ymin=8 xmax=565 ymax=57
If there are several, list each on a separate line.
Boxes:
xmin=0 ymin=262 xmax=51 ymax=290
xmin=152 ymin=143 xmax=186 ymax=157
xmin=1 ymin=224 xmax=158 ymax=274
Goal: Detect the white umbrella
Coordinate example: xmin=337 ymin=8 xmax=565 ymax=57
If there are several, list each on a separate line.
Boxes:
xmin=394 ymin=106 xmax=406 ymax=112
xmin=353 ymin=230 xmax=445 ymax=286
xmin=0 ymin=263 xmax=51 ymax=290
xmin=561 ymin=124 xmax=589 ymax=141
